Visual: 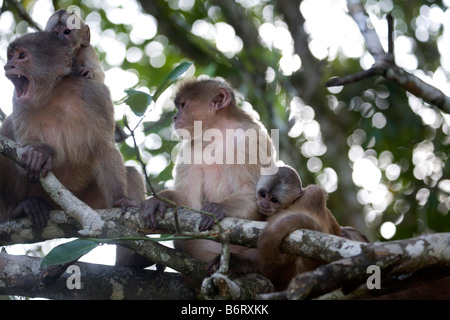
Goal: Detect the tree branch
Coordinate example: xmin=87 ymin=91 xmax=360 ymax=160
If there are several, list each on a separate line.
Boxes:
xmin=201 ymin=272 xmax=274 ymax=300
xmin=1 ymin=136 xmax=449 ymax=299
xmin=0 ymin=252 xmax=197 ymax=299
xmin=277 ymin=0 xmax=325 ymax=104
xmin=0 ymin=135 xmax=104 ymax=236
xmin=327 ymin=0 xmax=450 ymax=113
xmin=287 ymin=232 xmax=450 ymax=299
xmin=211 ymin=0 xmax=260 ymax=50
xmin=318 ymin=266 xmax=450 ymax=300
xmin=1 ymin=206 xmax=449 ymax=299
xmin=4 ymin=0 xmax=42 ymax=31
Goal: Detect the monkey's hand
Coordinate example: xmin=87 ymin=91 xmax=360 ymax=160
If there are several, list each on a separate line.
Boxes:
xmin=21 ymin=144 xmax=55 ymax=183
xmin=139 ymin=197 xmax=171 ymax=230
xmin=79 ymin=66 xmax=93 ymax=79
xmin=199 ymin=202 xmax=226 ymax=231
xmin=9 ymin=197 xmax=52 ymax=229
xmin=113 ymin=197 xmax=140 ymax=214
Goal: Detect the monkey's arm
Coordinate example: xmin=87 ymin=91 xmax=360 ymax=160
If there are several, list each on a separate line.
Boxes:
xmin=0 ymin=132 xmax=54 ymax=228
xmin=74 ymin=46 xmax=105 ymax=82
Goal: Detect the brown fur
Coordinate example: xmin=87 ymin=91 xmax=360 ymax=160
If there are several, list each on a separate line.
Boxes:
xmin=0 ymin=32 xmax=139 ymax=228
xmin=140 ymin=77 xmax=274 ymax=278
xmin=254 ymin=166 xmax=342 ymax=290
xmin=45 ymin=9 xmax=105 ymax=82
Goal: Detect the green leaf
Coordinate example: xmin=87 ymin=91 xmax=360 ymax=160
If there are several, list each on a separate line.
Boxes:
xmin=40 ymin=239 xmax=99 ymax=268
xmin=153 ymin=61 xmax=193 ymax=102
xmin=123 ymin=89 xmax=153 ymax=116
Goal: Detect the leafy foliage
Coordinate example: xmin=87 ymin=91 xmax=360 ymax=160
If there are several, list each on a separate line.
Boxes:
xmin=41 ymin=239 xmax=98 ymax=267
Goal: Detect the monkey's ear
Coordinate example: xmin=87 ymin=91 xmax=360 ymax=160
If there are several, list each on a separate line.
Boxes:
xmin=212 ymin=88 xmax=231 ymax=110
xmin=81 ymin=25 xmax=90 ymax=46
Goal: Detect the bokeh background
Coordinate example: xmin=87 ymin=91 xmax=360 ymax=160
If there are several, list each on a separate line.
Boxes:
xmin=0 ymin=0 xmax=449 ymax=252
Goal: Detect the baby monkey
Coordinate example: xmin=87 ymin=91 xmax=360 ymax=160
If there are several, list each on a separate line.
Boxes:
xmin=45 ymin=9 xmax=105 ymax=82
xmin=256 ymin=165 xmax=341 ymax=289
xmin=256 ymin=165 xmax=341 ymax=233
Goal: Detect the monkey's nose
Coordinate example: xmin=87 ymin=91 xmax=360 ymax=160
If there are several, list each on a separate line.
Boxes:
xmin=261 ymin=202 xmax=269 ymax=209
xmin=4 ymin=63 xmax=14 ymax=71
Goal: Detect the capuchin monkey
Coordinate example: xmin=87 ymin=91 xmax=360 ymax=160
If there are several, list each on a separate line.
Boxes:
xmin=139 ymin=77 xmax=275 ymax=282
xmin=204 ymin=165 xmax=342 ymax=289
xmin=258 ymin=167 xmax=450 ymax=297
xmin=0 ymin=32 xmax=139 ymax=228
xmin=252 ymin=166 xmax=340 ymax=289
xmin=45 ymin=9 xmax=105 ymax=82
xmin=256 ymin=165 xmax=341 ymax=234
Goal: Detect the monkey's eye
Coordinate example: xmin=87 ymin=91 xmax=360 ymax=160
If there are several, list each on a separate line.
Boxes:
xmin=7 ymin=54 xmax=12 ymax=60
xmin=259 ymin=191 xmax=266 ymax=198
xmin=270 ymin=197 xmax=279 ymax=203
xmin=64 ymin=29 xmax=71 ymax=35
xmin=18 ymin=52 xmax=26 ymax=60
xmin=180 ymin=102 xmax=186 ymax=110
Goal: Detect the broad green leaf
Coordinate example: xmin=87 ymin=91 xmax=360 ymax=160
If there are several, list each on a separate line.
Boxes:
xmin=142 ymin=112 xmax=174 ymax=135
xmin=153 ymin=61 xmax=193 ymax=102
xmin=123 ymin=89 xmax=153 ymax=116
xmin=40 ymin=239 xmax=99 ymax=267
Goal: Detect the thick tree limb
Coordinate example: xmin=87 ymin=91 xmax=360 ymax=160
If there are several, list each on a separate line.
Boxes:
xmin=0 ymin=135 xmax=104 ymax=236
xmin=0 ymin=208 xmax=208 ymax=282
xmin=287 ymin=232 xmax=450 ymax=299
xmin=318 ymin=266 xmax=450 ymax=300
xmin=1 ymin=135 xmax=449 ymax=299
xmin=327 ymin=0 xmax=450 ymax=113
xmin=277 ymin=0 xmax=325 ymax=104
xmin=6 ymin=206 xmax=449 ymax=270
xmin=0 ymin=252 xmax=197 ymax=299
xmin=1 ymin=207 xmax=449 ymax=299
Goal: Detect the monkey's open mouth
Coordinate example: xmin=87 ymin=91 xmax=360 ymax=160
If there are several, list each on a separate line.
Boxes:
xmin=7 ymin=74 xmax=30 ymax=100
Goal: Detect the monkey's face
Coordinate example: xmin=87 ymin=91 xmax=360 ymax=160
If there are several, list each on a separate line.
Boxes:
xmin=5 ymin=33 xmax=72 ymax=105
xmin=50 ymin=24 xmax=74 ymax=45
xmin=5 ymin=47 xmax=33 ymax=104
xmin=45 ymin=10 xmax=90 ymax=49
xmin=256 ymin=190 xmax=281 ymax=216
xmin=173 ymin=97 xmax=212 ymax=135
xmin=173 ymin=97 xmax=190 ymax=131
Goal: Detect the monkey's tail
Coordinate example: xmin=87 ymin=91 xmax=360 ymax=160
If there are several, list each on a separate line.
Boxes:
xmin=258 ymin=212 xmax=322 ymax=263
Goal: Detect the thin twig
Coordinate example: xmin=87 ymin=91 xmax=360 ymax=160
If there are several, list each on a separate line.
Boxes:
xmin=6 ymin=0 xmax=42 ymax=31
xmin=387 ymin=13 xmax=394 ymax=55
xmin=327 ymin=1 xmax=450 ymax=113
xmin=325 ymin=67 xmax=380 ymax=87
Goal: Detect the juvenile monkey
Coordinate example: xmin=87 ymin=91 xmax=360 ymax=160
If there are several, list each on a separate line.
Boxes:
xmin=256 ymin=166 xmax=342 ymax=289
xmin=256 ymin=165 xmax=341 ymax=234
xmin=0 ymin=32 xmax=137 ymax=228
xmin=140 ymin=77 xmax=275 ymax=275
xmin=45 ymin=9 xmax=105 ymax=82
